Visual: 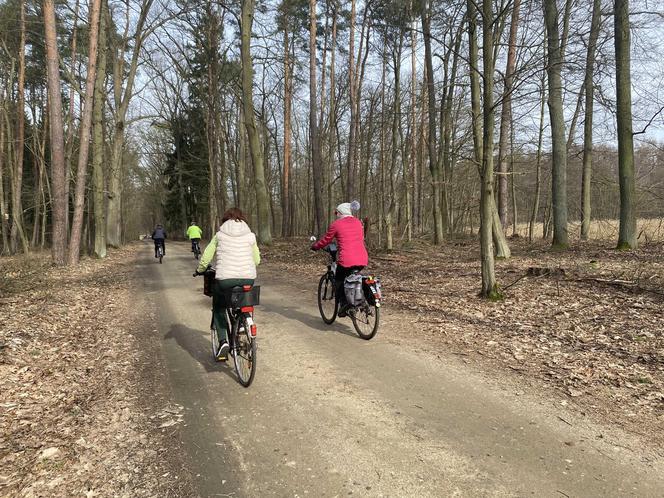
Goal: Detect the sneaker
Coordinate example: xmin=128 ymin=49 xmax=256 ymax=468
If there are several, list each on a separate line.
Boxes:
xmin=217 ymin=341 xmax=230 ymax=360
xmin=338 ymin=304 xmax=350 ymax=318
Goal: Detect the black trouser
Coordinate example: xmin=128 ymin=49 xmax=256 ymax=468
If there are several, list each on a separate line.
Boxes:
xmin=213 ymin=278 xmax=255 ymax=343
xmin=153 ymin=238 xmax=165 ymax=257
xmin=190 ymin=238 xmax=200 ymax=252
xmin=335 ymin=265 xmax=364 ymax=306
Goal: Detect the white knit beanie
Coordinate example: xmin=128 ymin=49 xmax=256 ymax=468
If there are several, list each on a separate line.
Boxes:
xmin=336 ymin=203 xmax=352 ymax=216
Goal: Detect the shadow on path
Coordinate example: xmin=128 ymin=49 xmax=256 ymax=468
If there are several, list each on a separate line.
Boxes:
xmin=261 ymin=301 xmax=357 ymax=338
xmin=164 ymin=323 xmax=237 ymax=382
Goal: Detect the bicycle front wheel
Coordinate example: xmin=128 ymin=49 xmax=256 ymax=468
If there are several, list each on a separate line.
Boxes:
xmin=351 ymin=304 xmax=380 ymax=340
xmin=317 ymin=273 xmax=338 ymax=324
xmin=232 ymin=315 xmax=256 ymax=387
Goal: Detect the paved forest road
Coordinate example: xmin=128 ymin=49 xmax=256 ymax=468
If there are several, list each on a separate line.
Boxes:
xmin=139 ymin=242 xmax=664 ymax=497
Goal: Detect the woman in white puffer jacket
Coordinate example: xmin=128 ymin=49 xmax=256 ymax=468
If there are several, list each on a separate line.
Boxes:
xmin=196 ymin=208 xmax=260 ymax=358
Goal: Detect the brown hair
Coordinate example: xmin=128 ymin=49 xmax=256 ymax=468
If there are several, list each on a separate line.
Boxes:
xmin=221 ymin=207 xmax=247 ymax=224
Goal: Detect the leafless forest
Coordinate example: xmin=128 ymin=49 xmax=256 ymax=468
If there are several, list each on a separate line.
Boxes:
xmin=1 ymin=0 xmax=664 ymax=295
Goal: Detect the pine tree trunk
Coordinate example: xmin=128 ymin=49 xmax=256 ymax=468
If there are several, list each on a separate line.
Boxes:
xmin=309 ymin=0 xmax=324 ymax=235
xmin=240 ymin=0 xmax=271 ymax=244
xmin=543 ymin=0 xmax=569 ymax=249
xmin=68 ymin=0 xmax=102 ymax=264
xmin=44 ymin=0 xmax=68 ymax=265
xmin=10 ymin=0 xmax=28 ymax=255
xmin=614 ymin=0 xmax=637 ymax=249
xmin=92 ymin=0 xmax=107 ymax=258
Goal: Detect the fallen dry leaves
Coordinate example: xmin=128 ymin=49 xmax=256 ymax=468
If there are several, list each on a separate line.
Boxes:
xmin=0 ymin=246 xmax=189 ymax=497
xmin=263 ymin=236 xmax=664 ymax=449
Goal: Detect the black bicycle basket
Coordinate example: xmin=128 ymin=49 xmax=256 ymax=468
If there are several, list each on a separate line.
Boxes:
xmin=203 ymin=269 xmax=216 ymax=297
xmin=224 ymin=285 xmax=261 ymax=308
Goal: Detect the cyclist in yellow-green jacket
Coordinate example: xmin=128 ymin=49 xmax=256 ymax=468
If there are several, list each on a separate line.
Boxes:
xmin=186 ymin=222 xmax=203 ymax=255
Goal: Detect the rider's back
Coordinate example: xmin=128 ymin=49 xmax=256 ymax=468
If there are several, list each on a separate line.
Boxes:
xmin=329 ymin=217 xmax=368 ymax=268
xmin=215 ymin=219 xmax=257 ymax=279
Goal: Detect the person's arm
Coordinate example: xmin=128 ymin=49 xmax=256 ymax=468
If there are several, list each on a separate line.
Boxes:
xmin=197 ymin=237 xmax=217 ymax=273
xmin=252 ymin=243 xmax=260 ymax=265
xmin=312 ymin=223 xmax=336 ymax=250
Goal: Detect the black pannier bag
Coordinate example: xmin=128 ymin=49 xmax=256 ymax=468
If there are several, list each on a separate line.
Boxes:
xmin=344 ymin=274 xmax=365 ymax=307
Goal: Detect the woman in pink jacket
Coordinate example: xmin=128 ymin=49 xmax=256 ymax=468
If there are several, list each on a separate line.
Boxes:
xmin=311 ymin=201 xmax=368 ymax=316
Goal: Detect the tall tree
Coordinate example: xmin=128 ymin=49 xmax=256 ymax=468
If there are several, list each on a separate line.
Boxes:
xmin=69 ymin=0 xmax=103 ymax=264
xmin=580 ymin=0 xmax=601 ymax=240
xmin=420 ymin=0 xmax=443 ymax=245
xmin=240 ymin=0 xmax=271 ymax=243
xmin=543 ymin=0 xmax=569 ymax=249
xmin=92 ymin=0 xmax=107 ymax=258
xmin=614 ymin=0 xmax=637 ymax=249
xmin=10 ymin=0 xmax=28 ymax=254
xmin=309 ymin=0 xmax=324 ymax=234
xmin=496 ymin=0 xmax=521 ymax=229
xmin=479 ymin=0 xmax=500 ymax=298
xmin=44 ymin=0 xmax=68 ymax=264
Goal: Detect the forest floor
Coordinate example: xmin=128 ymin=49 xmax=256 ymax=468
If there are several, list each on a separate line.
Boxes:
xmin=0 ymin=247 xmax=191 ymax=497
xmin=263 ymin=236 xmax=664 ymax=451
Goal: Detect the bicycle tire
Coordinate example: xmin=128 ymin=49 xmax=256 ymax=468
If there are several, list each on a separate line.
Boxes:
xmin=351 ymin=305 xmax=380 ymax=340
xmin=317 ymin=273 xmax=338 ymax=324
xmin=232 ymin=314 xmax=256 ymax=387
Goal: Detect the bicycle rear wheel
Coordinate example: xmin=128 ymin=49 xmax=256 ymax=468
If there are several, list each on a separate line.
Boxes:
xmin=317 ymin=273 xmax=338 ymax=324
xmin=351 ymin=304 xmax=380 ymax=340
xmin=210 ymin=323 xmax=224 ymax=361
xmin=232 ymin=314 xmax=256 ymax=387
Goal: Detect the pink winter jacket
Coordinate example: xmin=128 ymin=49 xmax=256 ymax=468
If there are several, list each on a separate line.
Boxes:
xmin=313 ymin=216 xmax=368 ymax=268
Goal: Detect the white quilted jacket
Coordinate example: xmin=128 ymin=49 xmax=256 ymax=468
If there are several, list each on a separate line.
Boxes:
xmin=215 ymin=220 xmax=258 ymax=280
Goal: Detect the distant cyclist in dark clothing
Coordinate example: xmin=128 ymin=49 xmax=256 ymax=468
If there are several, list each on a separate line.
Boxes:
xmin=151 ymin=224 xmax=167 ymax=258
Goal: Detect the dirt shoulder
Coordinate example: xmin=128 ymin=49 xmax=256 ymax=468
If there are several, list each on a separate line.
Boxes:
xmin=262 ymin=237 xmax=664 ymax=452
xmin=0 ymin=245 xmax=193 ymax=497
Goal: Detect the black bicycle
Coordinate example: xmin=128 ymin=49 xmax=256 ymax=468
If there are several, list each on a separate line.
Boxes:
xmin=313 ymin=239 xmax=382 ymax=340
xmin=155 ymin=242 xmax=164 ymax=264
xmin=194 ymin=268 xmax=259 ymax=387
xmin=192 ymin=239 xmax=201 ymax=260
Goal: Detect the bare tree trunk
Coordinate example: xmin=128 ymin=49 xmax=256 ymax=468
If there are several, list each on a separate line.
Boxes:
xmin=421 ymin=0 xmax=443 ymax=244
xmin=543 ymin=0 xmax=569 ymax=249
xmin=346 ymin=0 xmax=357 ymax=199
xmin=408 ymin=7 xmax=417 ymax=240
xmin=497 ymin=0 xmax=521 ymax=228
xmin=468 ymin=0 xmax=510 ymax=259
xmin=92 ymin=0 xmax=107 ymax=258
xmin=0 ymin=113 xmax=9 ymax=254
xmin=240 ymin=0 xmax=271 ymax=244
xmin=614 ymin=0 xmax=637 ymax=249
xmin=480 ymin=0 xmax=500 ymax=298
xmin=10 ymin=0 xmax=28 ymax=254
xmin=529 ymin=68 xmax=546 ymax=242
xmin=44 ymin=0 xmax=68 ymax=264
xmin=309 ymin=0 xmax=324 ymax=235
xmin=580 ymin=0 xmax=601 ymax=240
xmin=68 ymin=0 xmax=102 ymax=264
xmin=64 ymin=0 xmax=80 ymax=239
xmin=386 ymin=34 xmax=404 ymax=251
xmin=282 ymin=24 xmax=292 ymax=237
